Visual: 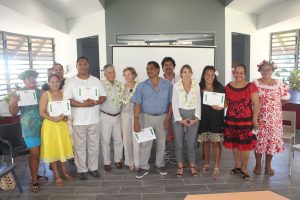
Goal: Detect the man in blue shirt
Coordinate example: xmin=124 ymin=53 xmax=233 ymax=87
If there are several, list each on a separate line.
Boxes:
xmin=132 ymin=61 xmax=173 ymax=179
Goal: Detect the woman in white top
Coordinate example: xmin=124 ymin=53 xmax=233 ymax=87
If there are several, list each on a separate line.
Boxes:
xmin=121 ymin=67 xmax=140 ymax=170
xmin=172 ymin=64 xmax=201 ymax=177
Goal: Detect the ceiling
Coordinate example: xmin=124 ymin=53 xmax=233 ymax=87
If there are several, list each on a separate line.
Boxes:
xmin=34 ymin=0 xmax=104 ymax=19
xmin=227 ymin=0 xmax=286 ymax=15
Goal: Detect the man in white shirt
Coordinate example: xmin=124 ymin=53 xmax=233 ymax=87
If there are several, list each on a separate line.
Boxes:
xmin=64 ymin=56 xmax=106 ymax=180
xmin=161 ymin=57 xmax=180 ymax=84
xmin=100 ymin=64 xmax=124 ymax=172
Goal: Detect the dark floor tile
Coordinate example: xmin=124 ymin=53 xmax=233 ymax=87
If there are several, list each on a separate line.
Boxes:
xmin=95 ymin=194 xmax=141 ymax=200
xmin=0 ymin=195 xmax=50 ymax=200
xmin=142 ymin=193 xmax=187 ymax=200
xmin=183 ymin=177 xmax=226 ymax=185
xmin=207 ymin=183 xmax=252 ymax=192
xmin=120 ymin=186 xmax=164 ymax=194
xmin=76 ymin=187 xmax=120 ymax=195
xmin=123 ymin=174 xmax=162 ymax=181
xmin=142 ymin=179 xmax=184 ymax=187
xmin=49 ymin=194 xmax=96 ymax=200
xmin=100 ymin=180 xmax=141 ymax=187
xmin=164 ymin=185 xmax=208 ymax=193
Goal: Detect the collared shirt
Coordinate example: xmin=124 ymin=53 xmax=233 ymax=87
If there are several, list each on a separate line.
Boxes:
xmin=132 ymin=78 xmax=172 ymax=115
xmin=101 ymin=80 xmax=122 ymax=114
xmin=163 ymin=73 xmax=181 ymax=85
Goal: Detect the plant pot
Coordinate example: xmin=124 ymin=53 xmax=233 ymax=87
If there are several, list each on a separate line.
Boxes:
xmin=289 ymin=89 xmax=300 ymax=104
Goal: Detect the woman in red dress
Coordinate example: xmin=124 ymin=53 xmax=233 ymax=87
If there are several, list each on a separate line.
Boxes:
xmin=224 ymin=64 xmax=259 ymax=179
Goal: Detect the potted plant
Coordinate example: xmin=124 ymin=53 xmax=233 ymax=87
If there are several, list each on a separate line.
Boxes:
xmin=275 ymin=69 xmax=300 ymax=104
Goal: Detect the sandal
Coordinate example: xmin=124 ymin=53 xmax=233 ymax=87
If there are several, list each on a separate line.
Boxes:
xmin=63 ymin=174 xmax=74 ymax=181
xmin=176 ymin=167 xmax=183 ymax=177
xmin=253 ymin=167 xmax=262 ymax=175
xmin=55 ymin=178 xmax=64 ymax=187
xmin=190 ymin=166 xmax=199 ymax=177
xmin=241 ymin=171 xmax=250 ymax=180
xmin=30 ymin=183 xmax=39 ymax=193
xmin=201 ymin=164 xmax=210 ymax=172
xmin=37 ymin=175 xmax=48 ymax=182
xmin=229 ymin=167 xmax=241 ymax=175
xmin=212 ymin=168 xmax=219 ymax=178
xmin=265 ymin=168 xmax=275 ymax=176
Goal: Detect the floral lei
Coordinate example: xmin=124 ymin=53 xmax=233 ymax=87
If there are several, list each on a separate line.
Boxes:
xmin=103 ymin=79 xmax=124 ymax=108
xmin=121 ymin=81 xmax=139 ymax=105
xmin=176 ymin=79 xmax=197 ymax=108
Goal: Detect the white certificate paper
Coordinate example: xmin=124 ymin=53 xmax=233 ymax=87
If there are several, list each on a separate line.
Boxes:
xmin=48 ymin=100 xmax=71 ymax=117
xmin=203 ymin=91 xmax=225 ymax=107
xmin=78 ymin=87 xmax=99 ymax=101
xmin=134 ymin=127 xmax=156 ymax=143
xmin=17 ymin=90 xmax=37 ymax=106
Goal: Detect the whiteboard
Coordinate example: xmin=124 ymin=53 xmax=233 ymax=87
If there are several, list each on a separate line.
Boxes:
xmin=112 ymin=45 xmax=215 ymax=83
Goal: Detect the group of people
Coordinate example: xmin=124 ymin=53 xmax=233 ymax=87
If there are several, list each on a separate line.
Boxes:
xmin=7 ymin=56 xmax=290 ymax=192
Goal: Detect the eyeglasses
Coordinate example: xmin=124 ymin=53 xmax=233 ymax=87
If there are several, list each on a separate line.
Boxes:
xmin=261 ymin=69 xmax=273 ymax=72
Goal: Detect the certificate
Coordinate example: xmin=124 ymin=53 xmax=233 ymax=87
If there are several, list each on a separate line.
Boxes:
xmin=203 ymin=91 xmax=225 ymax=107
xmin=17 ymin=90 xmax=37 ymax=106
xmin=78 ymin=87 xmax=99 ymax=101
xmin=48 ymin=100 xmax=71 ymax=117
xmin=134 ymin=127 xmax=156 ymax=143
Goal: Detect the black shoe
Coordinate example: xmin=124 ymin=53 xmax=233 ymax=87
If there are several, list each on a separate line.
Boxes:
xmin=78 ymin=172 xmax=88 ymax=180
xmin=135 ymin=168 xmax=149 ymax=179
xmin=156 ymin=166 xmax=167 ymax=175
xmin=89 ymin=170 xmax=100 ymax=177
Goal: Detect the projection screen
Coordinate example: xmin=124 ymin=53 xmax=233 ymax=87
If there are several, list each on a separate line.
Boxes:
xmin=112 ymin=45 xmax=215 ymax=83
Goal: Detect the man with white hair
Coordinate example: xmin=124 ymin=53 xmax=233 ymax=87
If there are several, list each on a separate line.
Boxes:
xmin=100 ymin=64 xmax=124 ymax=172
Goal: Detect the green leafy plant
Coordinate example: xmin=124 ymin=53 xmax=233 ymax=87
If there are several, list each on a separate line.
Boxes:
xmin=275 ymin=69 xmax=300 ymax=92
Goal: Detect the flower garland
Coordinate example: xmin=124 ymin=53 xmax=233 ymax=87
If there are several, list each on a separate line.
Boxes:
xmin=176 ymin=79 xmax=197 ymax=108
xmin=103 ymin=79 xmax=124 ymax=108
xmin=121 ymin=81 xmax=139 ymax=105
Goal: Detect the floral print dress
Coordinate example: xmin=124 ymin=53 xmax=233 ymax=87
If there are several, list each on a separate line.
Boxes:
xmin=223 ymin=82 xmax=258 ymax=151
xmin=254 ymin=79 xmax=290 ymax=155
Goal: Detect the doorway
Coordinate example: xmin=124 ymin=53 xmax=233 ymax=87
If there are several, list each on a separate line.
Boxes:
xmin=77 ymin=36 xmax=100 ymax=79
xmin=232 ymin=32 xmax=250 ymax=81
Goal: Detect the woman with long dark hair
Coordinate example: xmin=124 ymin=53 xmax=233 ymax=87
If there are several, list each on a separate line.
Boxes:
xmin=198 ymin=66 xmax=225 ymax=178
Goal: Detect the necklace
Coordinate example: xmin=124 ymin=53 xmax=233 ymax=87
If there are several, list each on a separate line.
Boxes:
xmin=121 ymin=81 xmax=139 ymax=105
xmin=176 ymin=79 xmax=197 ymax=108
xmin=103 ymin=79 xmax=123 ymax=108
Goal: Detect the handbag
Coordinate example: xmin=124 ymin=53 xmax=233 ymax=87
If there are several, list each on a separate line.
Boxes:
xmin=0 ymin=172 xmax=16 ymax=190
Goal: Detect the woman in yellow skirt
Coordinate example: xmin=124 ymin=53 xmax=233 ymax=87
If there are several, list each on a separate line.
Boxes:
xmin=39 ymin=74 xmax=74 ymax=186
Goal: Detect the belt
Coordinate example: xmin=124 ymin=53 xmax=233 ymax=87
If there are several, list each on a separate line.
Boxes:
xmin=100 ymin=110 xmax=120 ymax=117
xmin=144 ymin=112 xmax=166 ymax=116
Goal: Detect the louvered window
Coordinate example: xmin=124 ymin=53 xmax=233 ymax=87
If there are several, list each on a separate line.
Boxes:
xmin=271 ymin=30 xmax=298 ymax=82
xmin=0 ymin=31 xmax=54 ymax=100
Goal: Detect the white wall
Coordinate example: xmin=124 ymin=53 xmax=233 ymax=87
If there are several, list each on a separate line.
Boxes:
xmin=225 ymin=8 xmax=300 ymax=84
xmin=0 ymin=4 xmax=106 ymax=78
xmin=225 ymin=8 xmax=257 ymax=83
xmin=0 ymin=4 xmax=70 ymax=72
xmin=66 ymin=11 xmax=106 ymax=76
xmin=0 ymin=0 xmax=66 ymax=33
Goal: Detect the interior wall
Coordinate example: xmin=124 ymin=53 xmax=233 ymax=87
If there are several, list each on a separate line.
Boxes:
xmin=105 ymin=0 xmax=226 ymax=84
xmin=0 ymin=4 xmax=70 ymax=75
xmin=67 ymin=11 xmax=106 ymax=76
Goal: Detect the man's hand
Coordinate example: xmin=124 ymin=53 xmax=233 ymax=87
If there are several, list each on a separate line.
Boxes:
xmin=134 ymin=119 xmax=141 ymax=132
xmin=163 ymin=118 xmax=171 ymax=130
xmin=82 ymin=99 xmax=96 ymax=107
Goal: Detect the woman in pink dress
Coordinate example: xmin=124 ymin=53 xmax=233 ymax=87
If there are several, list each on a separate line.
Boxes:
xmin=253 ymin=60 xmax=290 ymax=176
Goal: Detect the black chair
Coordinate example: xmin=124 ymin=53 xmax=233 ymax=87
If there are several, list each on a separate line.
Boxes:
xmin=0 ymin=157 xmax=23 ymax=193
xmin=0 ymin=122 xmax=29 ymax=164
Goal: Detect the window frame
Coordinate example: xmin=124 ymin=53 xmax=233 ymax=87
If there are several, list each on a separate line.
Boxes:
xmin=0 ymin=31 xmax=55 ymax=100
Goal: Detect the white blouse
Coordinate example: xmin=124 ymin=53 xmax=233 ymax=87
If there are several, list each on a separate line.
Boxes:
xmin=172 ymin=81 xmax=201 ymax=122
